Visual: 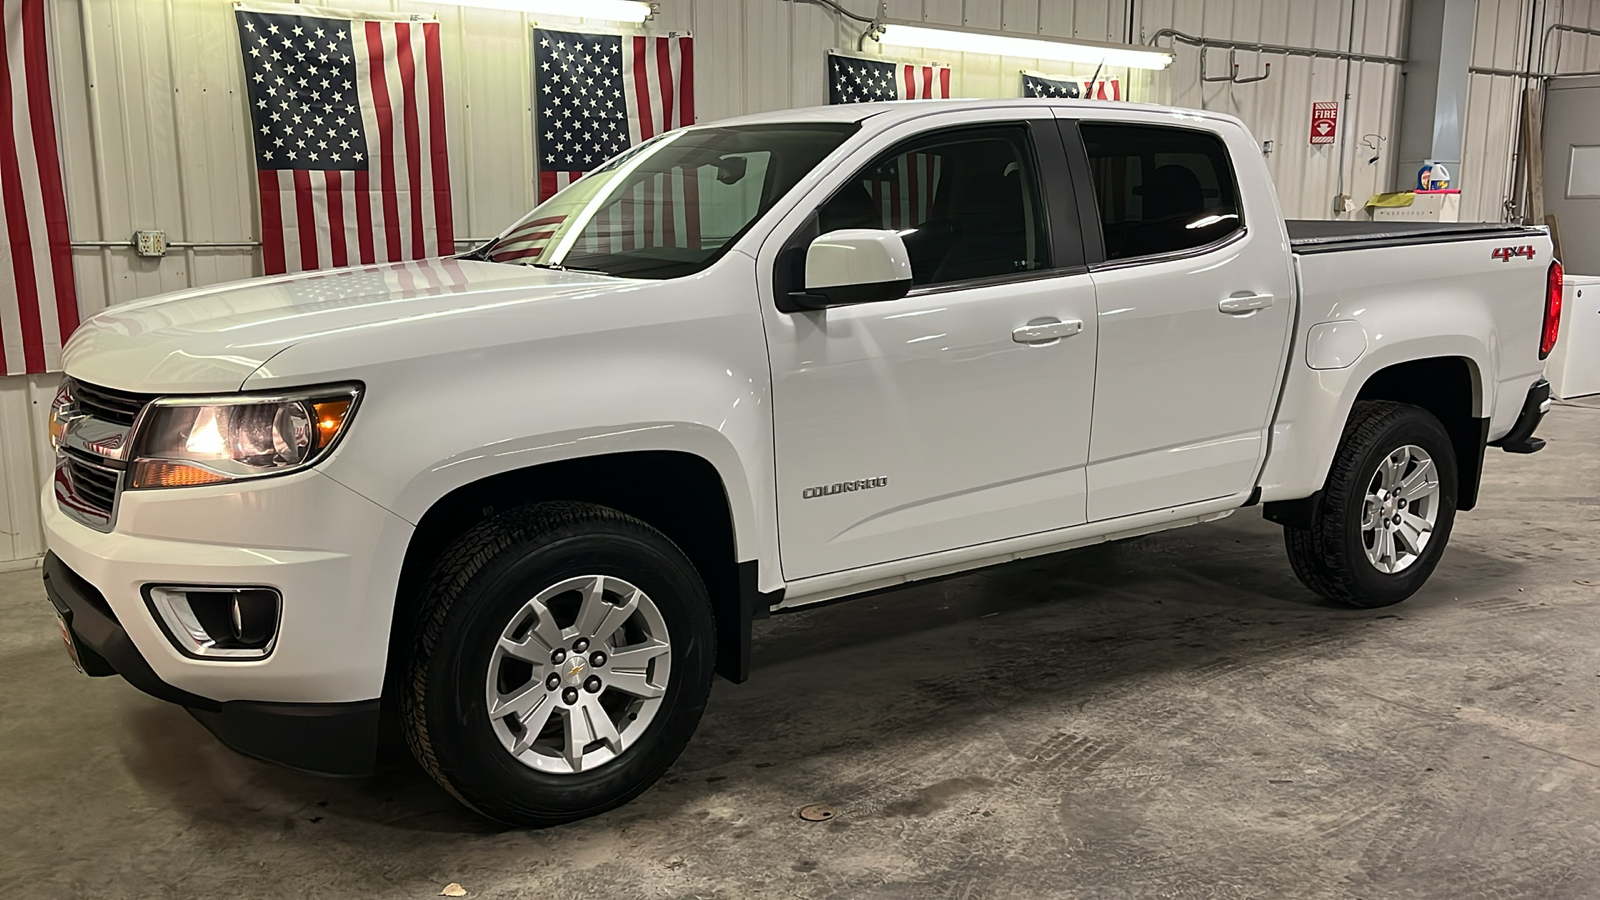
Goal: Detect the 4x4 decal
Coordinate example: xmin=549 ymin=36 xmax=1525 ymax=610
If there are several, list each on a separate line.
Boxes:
xmin=1492 ymin=245 xmax=1537 ymax=263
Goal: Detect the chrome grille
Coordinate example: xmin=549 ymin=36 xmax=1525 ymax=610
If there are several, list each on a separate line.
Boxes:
xmin=71 ymin=379 xmax=154 ymax=427
xmin=54 ymin=377 xmax=148 ymax=531
xmin=64 ymin=454 xmax=119 ymax=514
xmin=54 ymin=451 xmax=122 ymax=530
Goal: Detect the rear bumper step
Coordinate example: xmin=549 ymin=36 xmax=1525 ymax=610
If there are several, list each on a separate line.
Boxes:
xmin=1490 ymin=378 xmax=1551 ymax=454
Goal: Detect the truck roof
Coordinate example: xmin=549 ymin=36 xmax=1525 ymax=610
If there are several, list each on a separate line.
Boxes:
xmin=706 ymin=98 xmax=1247 ymax=130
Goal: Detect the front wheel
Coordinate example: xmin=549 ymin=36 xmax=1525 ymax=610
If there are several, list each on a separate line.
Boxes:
xmin=401 ymin=502 xmax=715 ymax=826
xmin=1283 ymin=401 xmax=1458 ymax=608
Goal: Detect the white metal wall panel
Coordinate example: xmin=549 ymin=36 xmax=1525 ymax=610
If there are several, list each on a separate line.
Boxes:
xmin=1555 ymin=0 xmax=1600 ymax=69
xmin=1137 ymin=0 xmax=1406 ymax=220
xmin=849 ymin=0 xmax=1128 ymax=101
xmin=1462 ymin=0 xmax=1600 ymax=223
xmin=1462 ymin=0 xmax=1536 ymax=222
xmin=0 ymin=0 xmax=1562 ymax=562
xmin=0 ymin=375 xmax=57 ymax=569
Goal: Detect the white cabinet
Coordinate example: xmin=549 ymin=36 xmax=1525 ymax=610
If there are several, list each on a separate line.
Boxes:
xmin=1548 ymin=274 xmax=1600 ymax=399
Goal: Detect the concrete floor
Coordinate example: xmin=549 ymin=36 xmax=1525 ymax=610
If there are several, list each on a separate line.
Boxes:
xmin=3 ymin=402 xmax=1598 ymax=900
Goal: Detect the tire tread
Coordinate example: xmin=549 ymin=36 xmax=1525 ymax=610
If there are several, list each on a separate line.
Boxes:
xmin=400 ymin=501 xmax=692 ymax=821
xmin=1282 ymin=400 xmax=1454 ymax=608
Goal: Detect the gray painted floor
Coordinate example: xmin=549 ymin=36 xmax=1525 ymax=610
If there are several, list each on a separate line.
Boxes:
xmin=4 ymin=403 xmax=1598 ymax=900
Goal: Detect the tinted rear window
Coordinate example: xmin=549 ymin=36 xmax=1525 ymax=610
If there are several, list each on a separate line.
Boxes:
xmin=1080 ymin=124 xmax=1242 ymax=261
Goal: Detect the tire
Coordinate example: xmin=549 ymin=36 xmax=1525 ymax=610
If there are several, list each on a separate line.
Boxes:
xmin=401 ymin=501 xmax=715 ymax=826
xmin=1282 ymin=401 xmax=1458 ymax=608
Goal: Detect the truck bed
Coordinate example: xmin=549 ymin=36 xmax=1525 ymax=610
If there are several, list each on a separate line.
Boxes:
xmin=1287 ymin=220 xmax=1547 ymax=254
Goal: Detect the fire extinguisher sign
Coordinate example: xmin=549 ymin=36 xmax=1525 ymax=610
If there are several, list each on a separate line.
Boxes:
xmin=1310 ymin=101 xmax=1339 ymax=145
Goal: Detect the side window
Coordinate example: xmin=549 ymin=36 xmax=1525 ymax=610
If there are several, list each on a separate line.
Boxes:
xmin=816 ymin=126 xmax=1049 ymax=286
xmin=1079 ymin=123 xmax=1242 ymax=261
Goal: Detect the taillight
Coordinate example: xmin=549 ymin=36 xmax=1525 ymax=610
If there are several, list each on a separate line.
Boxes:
xmin=1541 ymin=259 xmax=1563 ymax=360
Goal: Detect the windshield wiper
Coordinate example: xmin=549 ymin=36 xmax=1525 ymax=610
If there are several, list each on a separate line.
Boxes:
xmin=458 ymin=248 xmax=609 ymax=276
xmin=524 ymin=261 xmax=610 ymax=275
xmin=455 ymin=240 xmax=495 ymax=262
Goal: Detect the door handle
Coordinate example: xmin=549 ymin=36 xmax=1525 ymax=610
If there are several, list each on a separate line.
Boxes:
xmin=1219 ymin=292 xmax=1275 ymax=314
xmin=1012 ymin=318 xmax=1083 ymax=344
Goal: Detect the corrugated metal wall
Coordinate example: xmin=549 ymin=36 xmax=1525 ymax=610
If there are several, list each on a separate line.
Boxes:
xmin=0 ymin=374 xmax=53 ymax=568
xmin=1461 ymin=0 xmax=1600 ymax=222
xmin=0 ymin=0 xmax=1587 ymax=565
xmin=1140 ymin=0 xmax=1408 ymax=221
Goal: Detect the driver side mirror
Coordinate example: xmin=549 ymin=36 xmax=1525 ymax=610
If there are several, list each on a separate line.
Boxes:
xmin=783 ymin=229 xmax=913 ymax=311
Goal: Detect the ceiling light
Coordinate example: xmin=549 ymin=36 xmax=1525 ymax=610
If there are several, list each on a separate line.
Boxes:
xmin=433 ymin=0 xmax=653 ymax=23
xmin=877 ymin=23 xmax=1174 ymax=71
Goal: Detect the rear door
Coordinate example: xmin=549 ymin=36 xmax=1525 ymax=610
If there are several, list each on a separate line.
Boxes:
xmin=1062 ymin=116 xmax=1295 ymax=521
xmin=759 ymin=109 xmax=1099 ymax=580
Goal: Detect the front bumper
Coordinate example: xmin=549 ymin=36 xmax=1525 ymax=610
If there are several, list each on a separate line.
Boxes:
xmin=41 ymin=467 xmax=414 ymax=776
xmin=1491 ymin=377 xmax=1551 ymax=454
xmin=45 ymin=552 xmax=380 ymax=775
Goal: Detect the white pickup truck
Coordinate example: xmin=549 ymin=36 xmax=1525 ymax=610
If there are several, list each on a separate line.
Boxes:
xmin=42 ymin=99 xmax=1560 ymax=826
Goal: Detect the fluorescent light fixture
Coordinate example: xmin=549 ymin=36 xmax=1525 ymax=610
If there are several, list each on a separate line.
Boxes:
xmin=434 ymin=0 xmax=652 ymax=23
xmin=877 ymin=22 xmax=1174 ymax=70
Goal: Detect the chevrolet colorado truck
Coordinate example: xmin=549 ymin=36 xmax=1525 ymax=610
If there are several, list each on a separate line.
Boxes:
xmin=42 ymin=99 xmax=1560 ymax=826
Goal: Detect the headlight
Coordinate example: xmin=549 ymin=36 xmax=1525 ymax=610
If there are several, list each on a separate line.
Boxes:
xmin=128 ymin=385 xmax=361 ymax=489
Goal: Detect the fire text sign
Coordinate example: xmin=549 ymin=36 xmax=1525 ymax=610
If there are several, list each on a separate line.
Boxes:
xmin=1310 ymin=101 xmax=1339 ymax=145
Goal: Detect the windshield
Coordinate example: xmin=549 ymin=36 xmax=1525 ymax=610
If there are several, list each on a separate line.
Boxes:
xmin=476 ymin=123 xmax=859 ymax=279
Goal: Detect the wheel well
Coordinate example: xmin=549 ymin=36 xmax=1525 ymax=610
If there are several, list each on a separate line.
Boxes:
xmin=385 ymin=451 xmax=745 ymax=711
xmin=1354 ymin=356 xmax=1487 ymax=511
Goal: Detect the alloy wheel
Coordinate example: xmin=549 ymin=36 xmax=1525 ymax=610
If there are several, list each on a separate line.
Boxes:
xmin=1360 ymin=444 xmax=1441 ymax=575
xmin=484 ymin=574 xmax=672 ymax=774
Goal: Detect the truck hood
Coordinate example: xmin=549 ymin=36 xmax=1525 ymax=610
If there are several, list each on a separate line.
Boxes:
xmin=62 ymin=258 xmax=625 ymax=393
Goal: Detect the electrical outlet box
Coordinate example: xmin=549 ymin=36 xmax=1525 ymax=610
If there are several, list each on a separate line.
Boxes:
xmin=133 ymin=230 xmax=166 ymax=258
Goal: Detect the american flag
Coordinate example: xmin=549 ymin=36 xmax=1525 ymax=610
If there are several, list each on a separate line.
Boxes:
xmin=1 ymin=0 xmax=78 ymax=376
xmin=486 ymin=214 xmax=566 ymax=263
xmin=534 ymin=29 xmax=694 ymax=203
xmin=864 ymin=153 xmax=943 ymax=230
xmin=828 ymin=52 xmax=951 ymax=104
xmin=115 ymin=258 xmax=474 ymax=334
xmin=1022 ymin=72 xmax=1122 ymax=101
xmin=292 ymin=257 xmax=473 ymax=302
xmin=235 ymin=4 xmax=454 ymax=276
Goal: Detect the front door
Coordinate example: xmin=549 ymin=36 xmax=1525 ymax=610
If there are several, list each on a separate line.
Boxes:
xmin=763 ymin=115 xmax=1099 ymax=581
xmin=1069 ymin=118 xmax=1295 ymax=522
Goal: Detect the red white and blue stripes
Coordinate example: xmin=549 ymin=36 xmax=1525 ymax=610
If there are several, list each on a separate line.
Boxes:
xmin=241 ymin=4 xmax=454 ymax=275
xmin=0 ymin=0 xmax=77 ymax=375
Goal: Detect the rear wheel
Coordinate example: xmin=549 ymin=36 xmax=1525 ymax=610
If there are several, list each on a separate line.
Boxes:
xmin=1283 ymin=401 xmax=1458 ymax=608
xmin=402 ymin=502 xmax=715 ymax=826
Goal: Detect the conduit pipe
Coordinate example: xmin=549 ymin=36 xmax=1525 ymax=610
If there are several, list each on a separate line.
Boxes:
xmin=1145 ymin=28 xmax=1405 ymax=67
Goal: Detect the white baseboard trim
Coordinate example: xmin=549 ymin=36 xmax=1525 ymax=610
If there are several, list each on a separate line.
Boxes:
xmin=0 ymin=555 xmax=44 ymax=574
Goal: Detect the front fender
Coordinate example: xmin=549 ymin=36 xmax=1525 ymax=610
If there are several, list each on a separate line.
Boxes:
xmin=242 ymin=255 xmax=778 ymax=580
xmin=389 ymin=419 xmax=761 ymax=556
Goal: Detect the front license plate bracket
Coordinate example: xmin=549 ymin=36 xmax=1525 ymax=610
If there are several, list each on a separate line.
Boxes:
xmin=54 ymin=611 xmax=87 ymax=674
